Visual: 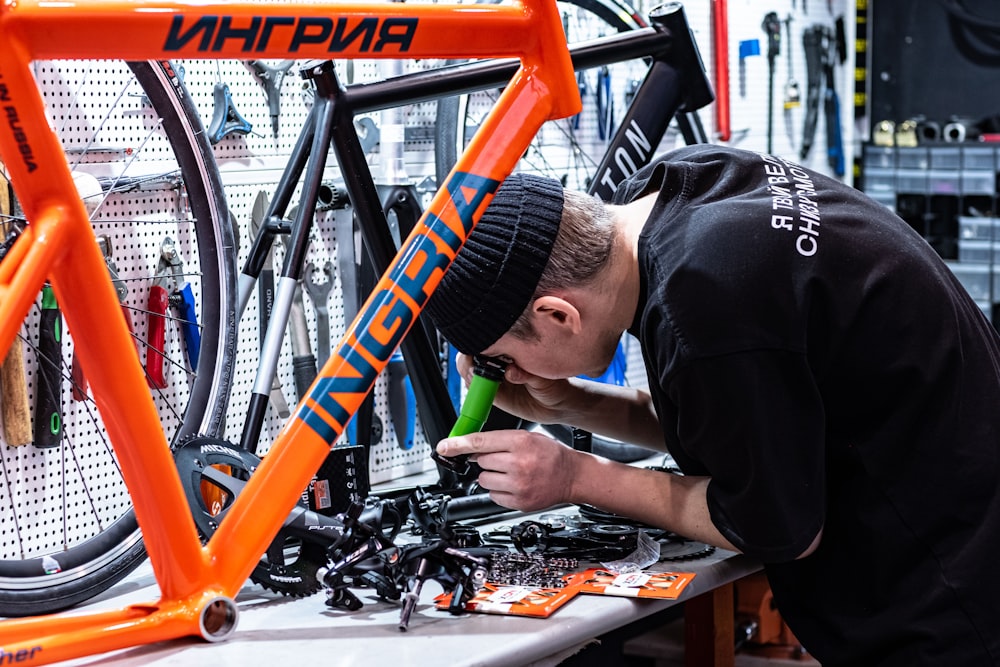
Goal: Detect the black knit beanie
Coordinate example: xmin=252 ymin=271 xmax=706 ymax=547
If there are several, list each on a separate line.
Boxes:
xmin=425 ymin=172 xmax=564 ymax=355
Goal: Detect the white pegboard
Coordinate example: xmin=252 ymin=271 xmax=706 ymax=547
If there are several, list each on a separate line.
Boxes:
xmin=3 ymin=2 xmax=861 ymax=553
xmin=176 ymin=57 xmax=444 ymax=483
xmin=1 ymin=59 xmax=212 ymax=558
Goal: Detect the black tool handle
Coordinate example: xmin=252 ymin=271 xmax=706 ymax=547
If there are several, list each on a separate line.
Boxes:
xmin=34 ymin=284 xmax=63 ymax=448
xmin=292 ymin=353 xmax=318 ymax=400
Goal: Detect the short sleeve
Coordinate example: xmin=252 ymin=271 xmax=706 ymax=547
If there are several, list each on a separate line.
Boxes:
xmin=667 ymin=349 xmax=826 ymax=562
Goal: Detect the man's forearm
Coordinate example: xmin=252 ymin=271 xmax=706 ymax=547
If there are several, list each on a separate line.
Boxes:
xmin=564 ymin=379 xmax=664 ymax=449
xmin=567 ymin=453 xmax=739 ymax=552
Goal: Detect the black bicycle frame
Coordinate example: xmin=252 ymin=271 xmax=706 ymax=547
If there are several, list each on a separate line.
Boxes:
xmin=237 ymin=2 xmax=712 ymax=489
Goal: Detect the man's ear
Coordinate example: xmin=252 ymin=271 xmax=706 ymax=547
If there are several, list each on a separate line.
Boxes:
xmin=532 ymin=295 xmax=582 ymax=335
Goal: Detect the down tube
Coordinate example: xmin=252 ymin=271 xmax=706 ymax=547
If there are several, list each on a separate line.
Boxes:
xmin=204 ymin=69 xmax=565 ymax=590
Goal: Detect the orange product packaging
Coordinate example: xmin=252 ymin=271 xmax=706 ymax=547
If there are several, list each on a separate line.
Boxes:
xmin=569 ymin=568 xmax=696 ymax=599
xmin=435 ymin=581 xmax=581 ymax=618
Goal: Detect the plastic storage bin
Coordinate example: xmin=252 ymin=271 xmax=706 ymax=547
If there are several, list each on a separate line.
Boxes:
xmin=945 ymin=260 xmax=992 ymax=301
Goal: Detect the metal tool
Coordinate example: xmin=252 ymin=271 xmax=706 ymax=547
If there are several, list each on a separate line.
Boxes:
xmin=782 ymin=15 xmax=800 ymax=149
xmin=303 ymin=261 xmax=334 ymax=368
xmin=208 ymin=81 xmax=252 ymax=144
xmin=762 ymin=11 xmax=782 ymax=154
xmin=800 ymin=24 xmax=844 ymax=175
xmin=387 ymin=349 xmax=416 ymax=450
xmin=145 ymin=237 xmax=201 ymax=388
xmin=71 ymin=235 xmax=136 ymax=401
xmin=250 ymin=191 xmax=290 ymax=418
xmin=245 ymin=59 xmax=294 ymax=144
xmin=208 ymin=62 xmax=252 ymax=144
xmin=782 ymin=15 xmax=801 ymax=111
xmin=737 ymin=39 xmax=760 ymax=98
xmin=288 ymin=283 xmax=317 ymax=402
xmin=33 ymin=283 xmax=63 ymax=448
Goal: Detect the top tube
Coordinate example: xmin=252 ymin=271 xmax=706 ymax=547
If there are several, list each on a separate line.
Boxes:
xmin=0 ymin=0 xmax=579 ymax=253
xmin=1 ymin=0 xmax=564 ymax=62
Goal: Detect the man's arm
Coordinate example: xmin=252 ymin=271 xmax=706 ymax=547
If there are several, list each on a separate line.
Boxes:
xmin=456 ymin=353 xmax=665 ymax=449
xmin=437 ymin=430 xmax=738 ymax=550
xmin=572 ymin=453 xmax=740 ymax=551
xmin=560 ymin=378 xmax=664 ymax=449
xmin=436 ymin=432 xmax=822 ymax=559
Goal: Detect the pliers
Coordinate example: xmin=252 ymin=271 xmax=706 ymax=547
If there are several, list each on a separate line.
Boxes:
xmin=145 ymin=237 xmax=200 ymax=388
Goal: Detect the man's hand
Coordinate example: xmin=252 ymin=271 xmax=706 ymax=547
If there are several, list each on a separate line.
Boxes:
xmin=455 ymin=352 xmax=575 ymax=424
xmin=436 ymin=429 xmax=743 ymax=555
xmin=436 ymin=429 xmax=580 ymax=512
xmin=455 ymin=353 xmax=664 ymax=449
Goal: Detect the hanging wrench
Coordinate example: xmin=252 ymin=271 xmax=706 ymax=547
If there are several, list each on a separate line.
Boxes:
xmin=303 ymin=261 xmax=334 ymax=368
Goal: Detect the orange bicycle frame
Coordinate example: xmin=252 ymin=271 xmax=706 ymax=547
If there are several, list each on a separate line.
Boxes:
xmin=0 ymin=0 xmax=580 ymax=663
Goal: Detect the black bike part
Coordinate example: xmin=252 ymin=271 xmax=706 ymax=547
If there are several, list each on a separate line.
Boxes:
xmin=588 ymin=2 xmax=713 ymax=201
xmin=173 ymin=436 xmax=343 ymax=597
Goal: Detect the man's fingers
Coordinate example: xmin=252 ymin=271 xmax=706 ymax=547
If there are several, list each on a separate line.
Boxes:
xmin=436 ymin=431 xmax=500 ymax=457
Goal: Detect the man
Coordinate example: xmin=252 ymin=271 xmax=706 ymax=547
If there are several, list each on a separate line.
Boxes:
xmin=425 ymin=144 xmax=1000 ymax=666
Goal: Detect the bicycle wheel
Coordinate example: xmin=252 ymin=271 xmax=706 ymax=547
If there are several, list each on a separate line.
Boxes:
xmin=433 ymin=0 xmax=653 ymax=460
xmin=0 ymin=60 xmax=237 ymax=616
xmin=434 ymin=0 xmax=648 ymax=192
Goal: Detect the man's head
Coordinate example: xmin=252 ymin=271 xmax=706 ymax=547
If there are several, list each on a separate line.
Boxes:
xmin=426 ymin=172 xmax=617 ymax=362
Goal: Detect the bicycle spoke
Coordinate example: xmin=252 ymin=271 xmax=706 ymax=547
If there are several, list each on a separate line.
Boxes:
xmin=0 ymin=60 xmax=235 ymax=616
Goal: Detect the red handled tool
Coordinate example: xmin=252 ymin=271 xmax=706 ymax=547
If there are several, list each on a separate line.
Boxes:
xmin=145 ymin=237 xmax=201 ymax=389
xmin=712 ymin=0 xmax=730 ymax=141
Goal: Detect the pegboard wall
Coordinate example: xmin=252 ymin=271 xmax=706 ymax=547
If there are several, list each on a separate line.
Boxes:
xmin=1 ymin=60 xmax=216 ymax=557
xmin=2 ymin=1 xmax=859 ymax=552
xmin=176 ymin=57 xmax=445 ymax=483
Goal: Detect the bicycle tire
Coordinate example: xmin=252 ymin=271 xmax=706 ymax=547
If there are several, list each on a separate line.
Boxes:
xmin=433 ymin=0 xmax=652 ymax=460
xmin=434 ymin=0 xmax=647 ymax=192
xmin=0 ymin=60 xmax=237 ymax=616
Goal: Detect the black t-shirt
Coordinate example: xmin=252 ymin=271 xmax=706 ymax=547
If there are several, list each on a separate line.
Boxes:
xmin=618 ymin=145 xmax=1000 ymax=666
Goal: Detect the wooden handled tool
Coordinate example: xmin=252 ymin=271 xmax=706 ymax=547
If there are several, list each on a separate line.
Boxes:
xmin=0 ymin=167 xmax=32 ymax=446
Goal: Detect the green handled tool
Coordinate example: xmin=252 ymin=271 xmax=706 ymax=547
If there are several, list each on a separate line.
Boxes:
xmin=34 ymin=283 xmax=63 ymax=448
xmin=433 ymin=355 xmax=508 ymax=475
xmin=449 ymin=356 xmax=507 ymax=436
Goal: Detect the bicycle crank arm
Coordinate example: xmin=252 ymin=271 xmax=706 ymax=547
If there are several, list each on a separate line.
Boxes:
xmin=174 ymin=437 xmax=346 ymax=546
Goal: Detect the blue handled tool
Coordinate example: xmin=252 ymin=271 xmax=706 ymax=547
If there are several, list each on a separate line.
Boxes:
xmin=208 ymin=82 xmax=252 ymax=144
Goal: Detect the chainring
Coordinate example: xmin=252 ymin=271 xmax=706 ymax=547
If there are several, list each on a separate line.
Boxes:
xmin=173 ymin=435 xmax=326 ymax=597
xmin=657 ymin=538 xmax=716 ymax=561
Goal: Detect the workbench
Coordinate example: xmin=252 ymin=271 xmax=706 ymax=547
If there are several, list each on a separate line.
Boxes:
xmin=57 ymin=500 xmax=760 ymax=667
